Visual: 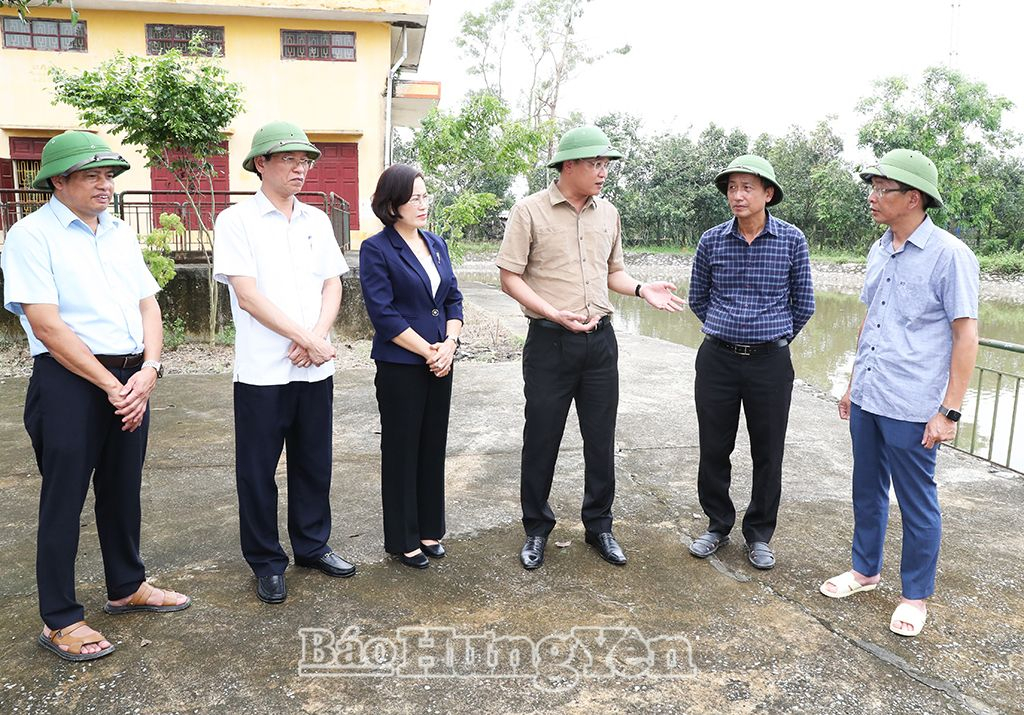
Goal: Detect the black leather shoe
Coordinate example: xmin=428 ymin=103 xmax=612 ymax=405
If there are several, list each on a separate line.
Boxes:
xmin=296 ymin=551 xmax=356 ymax=578
xmin=256 ymin=574 xmax=286 ymax=604
xmin=746 ymin=541 xmax=776 ymax=570
xmin=585 ymin=531 xmax=627 ymax=565
xmin=420 ymin=542 xmax=446 ymax=559
xmin=689 ymin=531 xmax=729 ymax=558
xmin=520 ymin=535 xmax=547 ymax=570
xmin=395 ymin=551 xmax=430 ymax=569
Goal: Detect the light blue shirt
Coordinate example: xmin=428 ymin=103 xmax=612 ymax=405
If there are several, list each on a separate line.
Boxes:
xmin=1 ymin=197 xmax=159 ymax=356
xmin=850 ymin=216 xmax=979 ymax=422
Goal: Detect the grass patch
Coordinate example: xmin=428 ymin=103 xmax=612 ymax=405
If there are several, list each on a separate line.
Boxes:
xmin=979 ymin=252 xmax=1024 ymax=277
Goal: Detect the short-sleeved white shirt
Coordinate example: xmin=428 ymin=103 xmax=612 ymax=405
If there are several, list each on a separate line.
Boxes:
xmin=213 ymin=190 xmax=348 ymax=386
xmin=1 ymin=197 xmax=159 ymax=356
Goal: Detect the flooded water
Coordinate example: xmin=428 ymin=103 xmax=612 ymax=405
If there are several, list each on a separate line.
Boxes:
xmin=459 ymin=265 xmax=1024 ymax=471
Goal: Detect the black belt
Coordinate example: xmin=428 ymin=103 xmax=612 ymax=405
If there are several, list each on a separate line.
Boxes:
xmin=39 ymin=352 xmax=144 ymax=369
xmin=705 ymin=335 xmax=789 ymax=356
xmin=530 ymin=315 xmax=612 ymax=333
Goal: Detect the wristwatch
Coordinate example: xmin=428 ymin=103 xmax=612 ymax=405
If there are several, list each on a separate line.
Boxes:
xmin=635 ymin=283 xmax=644 ymax=297
xmin=938 ymin=405 xmax=961 ymax=422
xmin=445 ymin=335 xmax=461 ymax=350
xmin=142 ymin=359 xmax=164 ymax=378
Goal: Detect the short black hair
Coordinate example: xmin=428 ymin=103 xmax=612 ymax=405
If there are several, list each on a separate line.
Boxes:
xmin=372 ymin=163 xmax=424 ymax=225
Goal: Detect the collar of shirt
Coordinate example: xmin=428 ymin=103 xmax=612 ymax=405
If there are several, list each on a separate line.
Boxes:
xmin=254 ymin=189 xmax=311 ymax=222
xmin=726 ymin=210 xmax=783 ymax=242
xmin=547 ymin=180 xmax=596 ymax=211
xmin=879 ymin=215 xmax=935 ymax=253
xmin=47 ymin=195 xmax=116 ymax=236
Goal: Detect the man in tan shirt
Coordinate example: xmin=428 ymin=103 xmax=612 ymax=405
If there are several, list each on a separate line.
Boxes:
xmin=497 ymin=125 xmax=684 ymax=570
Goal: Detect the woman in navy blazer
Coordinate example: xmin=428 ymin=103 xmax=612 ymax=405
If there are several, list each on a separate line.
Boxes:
xmin=360 ymin=164 xmax=464 ymax=569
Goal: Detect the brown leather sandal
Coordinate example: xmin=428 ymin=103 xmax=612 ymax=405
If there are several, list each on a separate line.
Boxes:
xmin=37 ymin=621 xmax=115 ymax=661
xmin=103 ymin=581 xmax=192 ymax=615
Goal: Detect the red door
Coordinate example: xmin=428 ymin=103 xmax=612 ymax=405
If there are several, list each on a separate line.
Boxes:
xmin=150 ymin=144 xmax=230 ymax=230
xmin=0 ymin=157 xmax=15 ymax=231
xmin=304 ymin=142 xmax=359 ymax=229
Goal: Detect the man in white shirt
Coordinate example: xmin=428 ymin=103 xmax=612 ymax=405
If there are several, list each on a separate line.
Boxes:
xmin=213 ymin=121 xmax=353 ymax=604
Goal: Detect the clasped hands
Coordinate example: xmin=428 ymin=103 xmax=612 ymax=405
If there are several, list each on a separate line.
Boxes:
xmin=106 ymin=368 xmax=158 ymax=433
xmin=288 ymin=334 xmax=337 ymax=369
xmin=425 ymin=339 xmax=456 ymax=378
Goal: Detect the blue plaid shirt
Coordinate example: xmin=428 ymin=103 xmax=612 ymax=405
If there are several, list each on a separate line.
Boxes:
xmin=688 ymin=211 xmax=815 ymax=344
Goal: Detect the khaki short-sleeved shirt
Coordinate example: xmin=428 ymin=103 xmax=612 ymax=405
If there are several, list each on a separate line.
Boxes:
xmin=496 ymin=181 xmax=625 ymax=320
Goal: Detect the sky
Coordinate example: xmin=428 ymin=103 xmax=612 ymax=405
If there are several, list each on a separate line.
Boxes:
xmin=416 ymin=0 xmax=1023 ymax=160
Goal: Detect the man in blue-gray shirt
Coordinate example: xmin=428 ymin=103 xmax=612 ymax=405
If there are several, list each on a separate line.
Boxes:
xmin=687 ymin=155 xmax=815 ymax=570
xmin=820 ymin=149 xmax=979 ymax=638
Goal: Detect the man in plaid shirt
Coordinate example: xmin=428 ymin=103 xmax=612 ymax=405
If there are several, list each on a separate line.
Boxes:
xmin=687 ymin=154 xmax=815 ymax=570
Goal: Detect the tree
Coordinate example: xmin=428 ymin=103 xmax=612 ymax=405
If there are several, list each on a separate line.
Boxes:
xmin=50 ymin=37 xmax=244 ymax=339
xmin=456 ymin=0 xmax=516 ymax=101
xmin=413 ymin=91 xmax=547 ymax=247
xmin=856 ymin=66 xmax=1018 ymax=244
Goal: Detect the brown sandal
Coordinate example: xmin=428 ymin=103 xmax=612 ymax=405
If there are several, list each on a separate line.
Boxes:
xmin=38 ymin=621 xmax=115 ymax=661
xmin=103 ymin=581 xmax=192 ymax=614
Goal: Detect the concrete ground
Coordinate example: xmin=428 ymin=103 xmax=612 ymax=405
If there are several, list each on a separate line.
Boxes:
xmin=1 ymin=282 xmax=1021 ymax=715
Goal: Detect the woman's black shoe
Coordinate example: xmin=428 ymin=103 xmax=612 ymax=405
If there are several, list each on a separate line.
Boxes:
xmin=420 ymin=542 xmax=446 ymax=559
xmin=395 ymin=551 xmax=429 ymax=569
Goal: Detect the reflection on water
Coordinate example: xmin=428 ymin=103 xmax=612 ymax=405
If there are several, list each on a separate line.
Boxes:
xmin=459 ymin=266 xmax=1024 ymax=471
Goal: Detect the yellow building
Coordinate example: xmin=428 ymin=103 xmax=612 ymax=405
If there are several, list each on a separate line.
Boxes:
xmin=0 ymin=0 xmax=439 ymax=244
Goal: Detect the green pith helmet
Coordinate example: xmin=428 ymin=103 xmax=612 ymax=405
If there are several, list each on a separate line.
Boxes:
xmin=547 ymin=125 xmax=623 ymax=168
xmin=714 ymin=154 xmax=784 ymax=206
xmin=242 ymin=121 xmax=321 ymax=173
xmin=859 ymin=148 xmax=943 ymax=208
xmin=32 ymin=131 xmax=130 ymax=191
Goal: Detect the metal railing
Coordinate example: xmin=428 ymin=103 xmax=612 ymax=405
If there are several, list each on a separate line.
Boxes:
xmin=950 ymin=337 xmax=1024 ymax=472
xmin=0 ymin=189 xmax=351 ymax=254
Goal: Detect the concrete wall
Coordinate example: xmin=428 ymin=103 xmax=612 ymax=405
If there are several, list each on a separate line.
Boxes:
xmin=0 ymin=251 xmax=374 ymax=344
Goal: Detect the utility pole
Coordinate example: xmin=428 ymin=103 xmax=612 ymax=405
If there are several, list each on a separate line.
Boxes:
xmin=948 ymin=2 xmax=961 ymax=67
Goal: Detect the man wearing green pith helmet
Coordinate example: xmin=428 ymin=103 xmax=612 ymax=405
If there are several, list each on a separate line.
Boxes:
xmin=820 ymin=149 xmax=979 ymax=638
xmin=497 ymin=125 xmax=686 ymax=571
xmin=213 ymin=121 xmax=355 ymax=605
xmin=2 ymin=131 xmax=190 ymax=662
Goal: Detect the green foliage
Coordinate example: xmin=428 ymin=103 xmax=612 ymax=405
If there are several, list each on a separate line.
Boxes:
xmin=856 ymin=66 xmax=1017 ymax=240
xmin=414 ymin=92 xmax=546 ymax=245
xmin=163 ymin=317 xmax=187 ymax=350
xmin=978 ymin=252 xmax=1024 ymax=276
xmin=215 ymin=322 xmax=236 ymax=346
xmin=140 ymin=213 xmax=182 ymax=289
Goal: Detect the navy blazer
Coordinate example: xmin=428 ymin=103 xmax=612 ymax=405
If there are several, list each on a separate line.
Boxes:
xmin=359 ymin=226 xmax=464 ymax=365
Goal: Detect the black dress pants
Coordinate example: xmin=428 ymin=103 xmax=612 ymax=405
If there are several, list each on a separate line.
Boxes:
xmin=234 ymin=378 xmax=334 ymax=576
xmin=694 ymin=338 xmax=794 ymax=544
xmin=374 ymin=361 xmax=452 ymax=554
xmin=520 ymin=321 xmax=619 ymax=537
xmin=25 ymin=356 xmax=148 ymax=630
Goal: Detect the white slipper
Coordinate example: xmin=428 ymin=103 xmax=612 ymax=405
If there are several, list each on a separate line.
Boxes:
xmin=889 ymin=603 xmax=927 ymax=637
xmin=819 ymin=571 xmax=879 ymax=598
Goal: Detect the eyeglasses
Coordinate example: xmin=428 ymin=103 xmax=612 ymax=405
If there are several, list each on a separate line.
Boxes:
xmin=580 ymin=159 xmax=613 ymax=173
xmin=276 ymin=155 xmax=315 ymax=170
xmin=868 ymin=186 xmax=910 ymax=198
xmin=406 ymin=193 xmax=432 ymax=207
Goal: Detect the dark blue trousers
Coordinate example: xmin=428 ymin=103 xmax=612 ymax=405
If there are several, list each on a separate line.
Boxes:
xmin=520 ymin=322 xmax=619 ymax=537
xmin=234 ymin=378 xmax=334 ymax=576
xmin=849 ymin=402 xmax=941 ymax=600
xmin=25 ymin=356 xmax=148 ymax=630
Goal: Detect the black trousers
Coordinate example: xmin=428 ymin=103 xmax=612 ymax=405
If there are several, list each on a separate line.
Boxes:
xmin=694 ymin=338 xmax=794 ymax=544
xmin=25 ymin=356 xmax=148 ymax=630
xmin=374 ymin=361 xmax=452 ymax=554
xmin=520 ymin=321 xmax=619 ymax=537
xmin=234 ymin=378 xmax=334 ymax=576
